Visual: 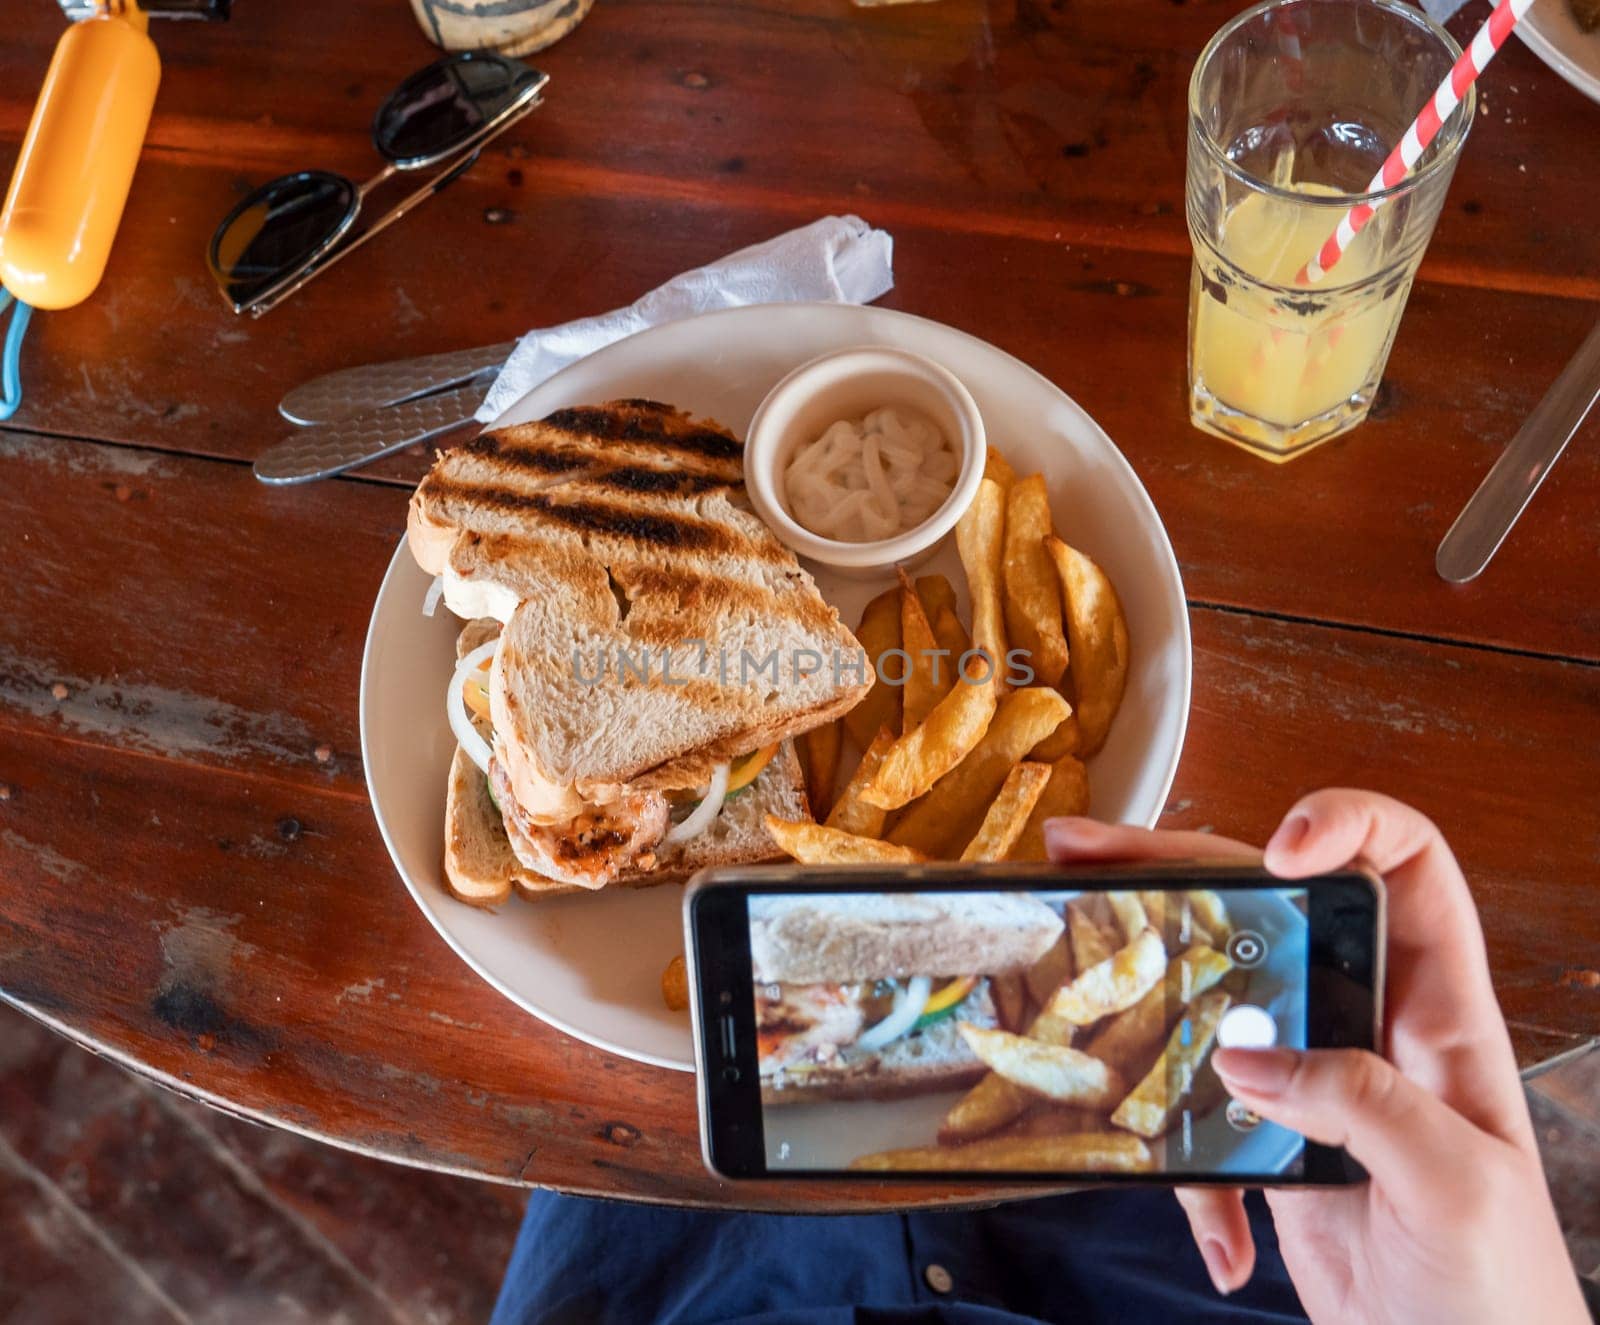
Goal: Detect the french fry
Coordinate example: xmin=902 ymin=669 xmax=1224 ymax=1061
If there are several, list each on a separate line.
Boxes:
xmin=961 ymin=762 xmax=1052 ymax=862
xmin=983 ymin=445 xmax=1016 ymax=492
xmin=959 ymin=1024 xmax=1125 ymax=1108
xmin=939 ymin=999 xmax=1077 ymax=1143
xmin=1002 ymin=476 xmax=1070 ymax=688
xmin=1047 ymin=536 xmax=1129 ymax=757
xmin=1001 ymin=1108 xmax=1102 ymax=1139
xmin=799 ymin=720 xmax=841 ymax=820
xmin=851 ymin=1130 xmax=1152 ymax=1173
xmin=1111 ymin=991 xmax=1231 ymax=1138
xmin=1086 ymin=945 xmax=1232 ymax=1083
xmin=1068 ymin=900 xmax=1115 ymax=972
xmin=956 ymin=478 xmax=1009 ymax=692
xmin=824 ymin=725 xmax=896 ymax=839
xmin=899 ymin=570 xmax=949 ymax=732
xmin=1007 ymin=755 xmax=1091 ymax=862
xmin=933 ymin=605 xmax=971 ymax=663
xmin=1045 ymin=928 xmax=1167 ymax=1026
xmin=661 ymin=955 xmax=689 ymax=1012
xmin=886 ymin=688 xmax=1069 ymax=855
xmin=843 ymin=588 xmax=902 ymax=748
xmin=989 ymin=972 xmax=1031 ymax=1033
xmin=1140 ymin=890 xmax=1194 ymax=950
xmin=915 ymin=573 xmax=958 ymax=627
xmin=1107 ymin=891 xmax=1149 ymax=945
xmin=1027 ymin=710 xmax=1080 ymax=761
xmin=763 ymin=816 xmax=928 ymax=865
xmin=860 ymin=673 xmax=1000 ymax=811
xmin=1186 ymin=890 xmax=1233 ymax=943
xmin=1024 ymin=931 xmax=1074 ymax=1007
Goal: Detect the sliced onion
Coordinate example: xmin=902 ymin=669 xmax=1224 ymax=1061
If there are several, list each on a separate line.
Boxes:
xmin=447 ymin=641 xmax=498 ymax=776
xmin=421 ymin=575 xmax=444 ymax=617
xmin=855 ymin=976 xmax=933 ymax=1052
xmin=665 ymin=761 xmax=730 ymax=845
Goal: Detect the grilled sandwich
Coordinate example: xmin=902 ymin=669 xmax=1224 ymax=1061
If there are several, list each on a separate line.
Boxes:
xmin=411 ymin=400 xmax=871 ymax=897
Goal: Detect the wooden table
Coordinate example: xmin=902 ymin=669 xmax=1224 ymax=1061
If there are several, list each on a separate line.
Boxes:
xmin=2 ymin=0 xmax=1596 ymax=1211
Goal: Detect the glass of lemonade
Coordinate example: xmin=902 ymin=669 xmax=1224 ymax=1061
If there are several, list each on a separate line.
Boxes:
xmin=1186 ymin=0 xmax=1472 ymax=461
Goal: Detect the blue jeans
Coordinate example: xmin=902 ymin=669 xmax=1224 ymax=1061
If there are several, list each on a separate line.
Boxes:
xmin=491 ymin=1188 xmax=1306 ymax=1324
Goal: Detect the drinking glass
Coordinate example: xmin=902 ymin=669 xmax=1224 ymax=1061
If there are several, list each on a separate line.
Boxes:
xmin=1186 ymin=0 xmax=1472 ymax=461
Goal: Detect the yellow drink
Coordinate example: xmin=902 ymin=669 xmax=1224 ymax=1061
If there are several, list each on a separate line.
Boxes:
xmin=1189 ymin=182 xmax=1413 ymax=460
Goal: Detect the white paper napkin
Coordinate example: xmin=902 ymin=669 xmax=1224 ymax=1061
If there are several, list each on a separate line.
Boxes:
xmin=475 ymin=215 xmax=896 ymax=422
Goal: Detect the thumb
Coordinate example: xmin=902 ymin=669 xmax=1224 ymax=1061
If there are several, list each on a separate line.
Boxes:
xmin=1213 ymin=1047 xmax=1488 ymax=1207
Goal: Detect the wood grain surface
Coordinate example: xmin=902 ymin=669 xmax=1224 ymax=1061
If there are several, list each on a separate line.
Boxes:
xmin=1 ymin=0 xmax=1596 ymax=1207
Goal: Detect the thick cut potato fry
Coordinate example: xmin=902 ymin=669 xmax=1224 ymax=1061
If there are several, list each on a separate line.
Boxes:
xmin=1024 ymin=931 xmax=1074 ymax=1007
xmin=1027 ymin=710 xmax=1079 ymax=761
xmin=983 ymin=445 xmax=1016 ymax=492
xmin=661 ymin=955 xmax=689 ymax=1012
xmin=939 ymin=999 xmax=1077 ymax=1143
xmin=887 ymin=688 xmax=1070 ymax=855
xmin=899 ymin=570 xmax=949 ymax=733
xmin=764 ymin=816 xmax=928 ymax=865
xmin=1067 ymin=900 xmax=1115 ymax=971
xmin=1047 ymin=536 xmax=1129 ymax=757
xmin=989 ymin=972 xmax=1031 ymax=1033
xmin=1002 ymin=476 xmax=1070 ymax=689
xmin=1001 ymin=1108 xmax=1102 ymax=1139
xmin=843 ymin=588 xmax=902 ymax=748
xmin=824 ymin=725 xmax=896 ymax=838
xmin=1186 ymin=890 xmax=1232 ymax=942
xmin=915 ymin=574 xmax=958 ymax=627
xmin=956 ymin=478 xmax=1009 ymax=691
xmin=1087 ymin=945 xmax=1232 ymax=1083
xmin=933 ymin=606 xmax=971 ymax=663
xmin=1107 ymin=891 xmax=1149 ymax=945
xmin=1007 ymin=755 xmax=1091 ymax=862
xmin=851 ymin=1130 xmax=1152 ymax=1173
xmin=1111 ymin=991 xmax=1231 ymax=1138
xmin=1046 ymin=928 xmax=1167 ymax=1026
xmin=1140 ymin=890 xmax=1194 ymax=950
xmin=959 ymin=1024 xmax=1124 ymax=1108
xmin=860 ymin=673 xmax=999 ymax=811
xmin=961 ymin=762 xmax=1051 ymax=862
xmin=799 ymin=720 xmax=841 ymax=820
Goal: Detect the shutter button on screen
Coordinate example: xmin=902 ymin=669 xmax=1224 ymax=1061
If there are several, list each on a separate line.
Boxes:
xmin=1217 ymin=1003 xmax=1278 ymax=1050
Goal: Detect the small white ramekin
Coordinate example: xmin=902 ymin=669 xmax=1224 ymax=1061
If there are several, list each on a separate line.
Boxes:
xmin=743 ymin=346 xmax=986 ymax=577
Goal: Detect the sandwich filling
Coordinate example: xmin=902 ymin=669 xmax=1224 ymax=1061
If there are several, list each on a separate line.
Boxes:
xmin=756 ymin=976 xmax=982 ymax=1076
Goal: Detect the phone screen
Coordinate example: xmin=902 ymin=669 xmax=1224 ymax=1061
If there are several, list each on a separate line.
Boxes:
xmin=692 ymin=867 xmax=1380 ymax=1183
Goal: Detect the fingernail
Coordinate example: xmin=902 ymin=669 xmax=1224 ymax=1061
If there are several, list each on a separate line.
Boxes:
xmin=1200 ymin=1238 xmax=1233 ymax=1296
xmin=1265 ymin=812 xmax=1311 ymax=859
xmin=1042 ymin=817 xmax=1102 ymax=846
xmin=1213 ymin=1047 xmax=1298 ymax=1097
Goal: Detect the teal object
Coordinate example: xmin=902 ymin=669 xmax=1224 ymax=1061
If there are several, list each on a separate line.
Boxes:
xmin=0 ymin=289 xmax=32 ymax=422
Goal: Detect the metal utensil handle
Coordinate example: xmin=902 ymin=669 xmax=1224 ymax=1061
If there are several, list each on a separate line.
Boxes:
xmin=1436 ymin=316 xmax=1600 ymax=584
xmin=254 ymin=379 xmax=488 ymax=485
xmin=277 ymin=340 xmax=514 ymax=425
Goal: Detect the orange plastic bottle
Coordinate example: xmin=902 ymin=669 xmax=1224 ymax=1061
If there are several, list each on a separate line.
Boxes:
xmin=0 ymin=4 xmax=160 ymax=310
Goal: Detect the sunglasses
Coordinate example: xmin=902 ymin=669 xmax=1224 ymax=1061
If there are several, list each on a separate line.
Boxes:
xmin=209 ymin=52 xmax=547 ymax=316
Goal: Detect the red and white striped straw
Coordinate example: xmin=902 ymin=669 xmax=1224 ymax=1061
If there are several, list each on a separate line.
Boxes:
xmin=1297 ymin=0 xmax=1538 ymax=286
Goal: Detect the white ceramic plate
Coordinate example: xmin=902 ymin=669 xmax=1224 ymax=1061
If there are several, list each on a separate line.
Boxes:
xmin=765 ymin=889 xmax=1308 ymax=1177
xmin=1518 ymin=1 xmax=1600 ymax=105
xmin=360 ymin=303 xmax=1192 ymax=1070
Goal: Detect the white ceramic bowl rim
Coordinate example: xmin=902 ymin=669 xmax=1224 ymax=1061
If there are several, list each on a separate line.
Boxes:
xmin=744 ymin=344 xmax=987 ymax=562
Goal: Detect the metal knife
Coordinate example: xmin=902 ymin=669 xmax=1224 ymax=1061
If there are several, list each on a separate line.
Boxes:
xmin=254 ymin=376 xmax=490 ymax=485
xmin=277 ymin=340 xmax=514 ymax=425
xmin=1436 ymin=316 xmax=1600 ymax=584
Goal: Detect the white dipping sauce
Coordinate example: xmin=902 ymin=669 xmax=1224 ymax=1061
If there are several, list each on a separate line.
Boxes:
xmin=782 ymin=407 xmax=957 ymax=543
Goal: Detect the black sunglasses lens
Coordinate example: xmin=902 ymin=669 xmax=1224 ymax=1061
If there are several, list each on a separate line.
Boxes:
xmin=374 ymin=53 xmax=537 ymax=165
xmin=209 ymin=171 xmax=358 ymax=307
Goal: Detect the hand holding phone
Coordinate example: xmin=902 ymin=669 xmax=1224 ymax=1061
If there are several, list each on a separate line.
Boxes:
xmin=1048 ymin=791 xmax=1588 ymax=1324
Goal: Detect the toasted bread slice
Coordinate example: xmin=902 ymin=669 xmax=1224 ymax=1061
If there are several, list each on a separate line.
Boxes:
xmin=760 ymin=984 xmax=1001 ymax=1105
xmin=442 ymin=741 xmax=810 ymax=907
xmin=411 ymin=401 xmax=871 ymax=797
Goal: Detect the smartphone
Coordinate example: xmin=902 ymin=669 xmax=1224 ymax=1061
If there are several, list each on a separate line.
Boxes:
xmin=686 ymin=861 xmax=1383 ymax=1185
